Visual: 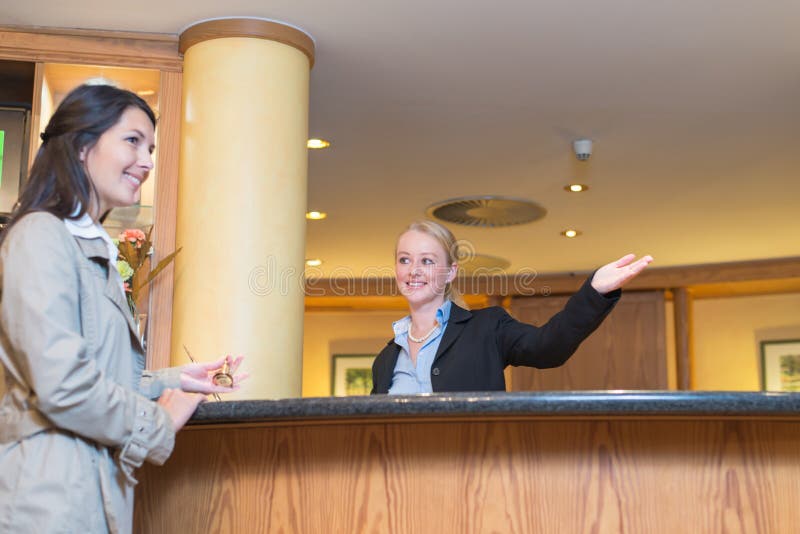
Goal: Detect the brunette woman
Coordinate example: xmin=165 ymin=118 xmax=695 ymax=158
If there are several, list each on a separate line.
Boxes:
xmin=0 ymin=83 xmax=242 ymax=533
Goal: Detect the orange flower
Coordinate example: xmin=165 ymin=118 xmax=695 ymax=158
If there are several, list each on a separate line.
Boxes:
xmin=115 ymin=226 xmax=182 ymax=316
xmin=120 ymin=229 xmax=146 ymax=247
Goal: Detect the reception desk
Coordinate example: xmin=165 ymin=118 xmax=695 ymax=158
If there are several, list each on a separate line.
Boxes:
xmin=134 ymin=392 xmax=800 ymax=533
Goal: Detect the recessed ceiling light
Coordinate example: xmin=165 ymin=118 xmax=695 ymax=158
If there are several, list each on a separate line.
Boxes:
xmin=305 ymin=258 xmax=323 ymax=267
xmin=564 ymin=184 xmax=589 ymax=192
xmin=561 ymin=229 xmax=582 ymax=238
xmin=305 ymin=211 xmax=327 ymax=220
xmin=136 ymin=89 xmax=156 ymax=96
xmin=307 ymin=138 xmax=330 ymax=149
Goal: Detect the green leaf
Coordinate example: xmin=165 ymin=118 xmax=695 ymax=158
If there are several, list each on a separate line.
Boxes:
xmin=131 ymin=246 xmax=183 ymax=303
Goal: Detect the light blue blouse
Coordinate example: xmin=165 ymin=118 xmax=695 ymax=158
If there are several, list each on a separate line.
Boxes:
xmin=388 ymin=300 xmax=452 ymax=394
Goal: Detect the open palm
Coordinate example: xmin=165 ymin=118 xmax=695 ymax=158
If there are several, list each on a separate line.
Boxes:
xmin=180 ymin=355 xmax=247 ymax=394
xmin=591 ymin=254 xmax=654 ymax=294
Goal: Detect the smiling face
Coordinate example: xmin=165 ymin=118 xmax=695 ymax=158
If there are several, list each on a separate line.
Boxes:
xmin=395 ymin=229 xmax=457 ymax=309
xmin=80 ymin=106 xmax=155 ymax=219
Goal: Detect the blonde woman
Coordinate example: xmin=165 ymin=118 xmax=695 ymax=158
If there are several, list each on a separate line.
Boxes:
xmin=371 ymin=220 xmax=652 ymax=394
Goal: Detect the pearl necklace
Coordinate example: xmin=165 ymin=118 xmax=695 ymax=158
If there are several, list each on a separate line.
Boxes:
xmin=408 ymin=321 xmax=439 ymax=343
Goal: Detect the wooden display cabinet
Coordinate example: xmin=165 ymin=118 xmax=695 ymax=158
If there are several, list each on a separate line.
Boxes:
xmin=0 ymin=26 xmax=182 ymax=369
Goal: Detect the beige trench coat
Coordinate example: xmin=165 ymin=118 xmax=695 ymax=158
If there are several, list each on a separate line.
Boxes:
xmin=0 ymin=212 xmax=181 ymax=533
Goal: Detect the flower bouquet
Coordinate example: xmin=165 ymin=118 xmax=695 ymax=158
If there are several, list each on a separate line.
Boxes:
xmin=115 ymin=228 xmax=182 ymax=316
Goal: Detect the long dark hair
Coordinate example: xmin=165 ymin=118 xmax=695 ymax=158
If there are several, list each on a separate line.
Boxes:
xmin=0 ymin=83 xmax=156 ymax=244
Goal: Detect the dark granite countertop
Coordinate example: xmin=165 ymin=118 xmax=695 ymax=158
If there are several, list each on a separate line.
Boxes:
xmin=188 ymin=391 xmax=800 ymax=426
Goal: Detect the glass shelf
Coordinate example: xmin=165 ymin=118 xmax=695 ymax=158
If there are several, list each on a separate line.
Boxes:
xmin=103 ymin=204 xmax=154 ymax=236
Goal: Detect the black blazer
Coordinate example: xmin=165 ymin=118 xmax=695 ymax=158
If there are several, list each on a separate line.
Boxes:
xmin=370 ymin=277 xmax=620 ymax=393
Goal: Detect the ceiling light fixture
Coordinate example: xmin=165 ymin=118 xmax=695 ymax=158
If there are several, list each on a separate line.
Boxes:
xmin=564 ymin=184 xmax=589 ymax=193
xmin=561 ymin=229 xmax=582 ymax=238
xmin=136 ymin=89 xmax=156 ymax=96
xmin=306 ymin=211 xmax=327 ymax=220
xmin=307 ymin=138 xmax=330 ymax=149
xmin=305 ymin=258 xmax=323 ymax=267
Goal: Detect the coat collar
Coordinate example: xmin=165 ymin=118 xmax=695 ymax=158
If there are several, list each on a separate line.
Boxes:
xmin=433 ymin=303 xmax=472 ymax=363
xmin=375 ymin=338 xmax=399 ymax=393
xmin=72 ymin=235 xmax=143 ymax=352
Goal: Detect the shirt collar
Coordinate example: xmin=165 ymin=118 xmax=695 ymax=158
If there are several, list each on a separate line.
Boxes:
xmin=392 ymin=299 xmax=453 ymax=337
xmin=63 ymin=212 xmax=119 ymax=264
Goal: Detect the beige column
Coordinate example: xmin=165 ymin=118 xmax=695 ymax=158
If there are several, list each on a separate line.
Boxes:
xmin=173 ymin=19 xmax=315 ymax=399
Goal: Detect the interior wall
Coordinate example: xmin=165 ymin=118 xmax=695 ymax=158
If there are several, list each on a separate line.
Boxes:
xmin=2 ymin=292 xmax=795 ymax=401
xmin=510 ymin=291 xmax=668 ymax=390
xmin=300 ymin=292 xmax=800 ymax=395
xmin=692 ymin=292 xmax=800 ymax=390
xmin=302 ymin=310 xmax=401 ymax=397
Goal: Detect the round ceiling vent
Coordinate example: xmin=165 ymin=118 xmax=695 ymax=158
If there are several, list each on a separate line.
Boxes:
xmin=427 ymin=196 xmax=546 ymax=227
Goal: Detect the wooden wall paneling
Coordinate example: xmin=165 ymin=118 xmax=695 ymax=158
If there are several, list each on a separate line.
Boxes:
xmin=690 ymin=278 xmax=800 ymax=298
xmin=483 ymin=294 xmax=514 ymax=390
xmin=135 ymin=423 xmax=392 ymax=533
xmin=303 ymin=293 xmax=491 ymax=312
xmin=134 ymin=418 xmax=800 ymax=533
xmin=26 ymin=62 xmax=44 ymax=172
xmin=0 ymin=27 xmax=181 ymax=71
xmin=503 ymin=363 xmax=514 ymax=391
xmin=519 ymin=256 xmax=800 ymax=294
xmin=146 ymin=70 xmax=182 ymax=370
xmin=484 ymin=295 xmax=504 ymax=308
xmin=673 ymin=287 xmax=693 ymax=390
xmin=509 ymin=291 xmax=668 ymax=390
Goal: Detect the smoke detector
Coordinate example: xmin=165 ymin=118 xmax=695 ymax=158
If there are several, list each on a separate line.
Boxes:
xmin=573 ymin=139 xmax=592 ymax=161
xmin=427 ymin=196 xmax=547 ymax=227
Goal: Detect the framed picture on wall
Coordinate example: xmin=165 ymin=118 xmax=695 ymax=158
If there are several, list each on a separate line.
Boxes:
xmin=331 ymin=354 xmax=376 ymax=396
xmin=760 ymin=339 xmax=800 ymax=392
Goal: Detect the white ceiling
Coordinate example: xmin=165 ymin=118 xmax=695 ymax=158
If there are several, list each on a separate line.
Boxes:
xmin=4 ymin=0 xmax=800 ymax=276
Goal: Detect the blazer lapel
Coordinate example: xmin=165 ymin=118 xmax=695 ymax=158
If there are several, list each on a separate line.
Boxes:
xmin=73 ymin=236 xmax=142 ymax=350
xmin=381 ymin=341 xmax=400 ymax=392
xmin=433 ymin=304 xmax=472 ymax=364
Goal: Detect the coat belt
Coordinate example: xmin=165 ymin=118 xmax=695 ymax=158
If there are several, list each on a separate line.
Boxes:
xmin=0 ymin=407 xmax=52 ymax=443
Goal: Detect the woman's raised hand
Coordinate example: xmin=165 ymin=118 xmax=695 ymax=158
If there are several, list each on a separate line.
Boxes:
xmin=590 ymin=254 xmax=654 ymax=294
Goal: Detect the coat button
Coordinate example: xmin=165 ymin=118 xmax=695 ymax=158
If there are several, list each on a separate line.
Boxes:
xmin=432 ymin=367 xmax=440 ymax=376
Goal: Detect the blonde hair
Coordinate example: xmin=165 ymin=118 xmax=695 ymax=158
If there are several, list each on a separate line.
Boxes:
xmin=397 ymin=220 xmax=466 ymax=308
